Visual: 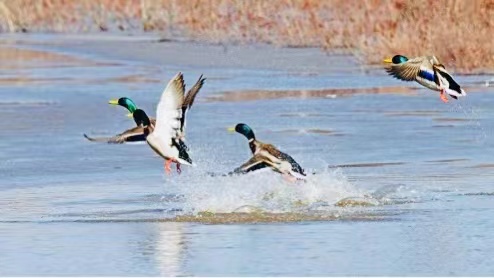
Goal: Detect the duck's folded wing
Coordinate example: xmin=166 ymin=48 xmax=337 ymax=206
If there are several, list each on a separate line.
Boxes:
xmin=153 ymin=72 xmax=186 ymax=141
xmin=83 ymin=126 xmax=147 ymax=144
xmin=278 ymin=151 xmax=306 ymax=175
xmin=386 ymin=57 xmax=430 ymax=82
xmin=232 ymin=154 xmax=271 ymax=174
xmin=265 ymin=144 xmax=306 ymax=175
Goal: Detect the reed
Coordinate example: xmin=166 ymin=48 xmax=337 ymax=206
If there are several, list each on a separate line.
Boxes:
xmin=0 ymin=0 xmax=492 ymax=72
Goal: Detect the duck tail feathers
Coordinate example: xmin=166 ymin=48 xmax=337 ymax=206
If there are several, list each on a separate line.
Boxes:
xmin=445 ymin=88 xmax=466 ymax=99
xmin=176 ymin=157 xmax=193 ymax=166
xmin=290 ymin=171 xmax=307 ymax=180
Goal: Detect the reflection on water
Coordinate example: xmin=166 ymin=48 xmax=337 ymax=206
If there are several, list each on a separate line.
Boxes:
xmin=152 ymin=223 xmax=186 ymax=276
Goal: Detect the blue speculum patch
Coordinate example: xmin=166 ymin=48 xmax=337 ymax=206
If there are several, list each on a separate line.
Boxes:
xmin=418 ymin=70 xmax=435 ymax=82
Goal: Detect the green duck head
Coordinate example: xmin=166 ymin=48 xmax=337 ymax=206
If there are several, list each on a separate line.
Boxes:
xmin=228 ymin=123 xmax=256 ymax=141
xmin=108 ymin=97 xmax=138 ymax=113
xmin=384 ymin=55 xmax=409 ymax=64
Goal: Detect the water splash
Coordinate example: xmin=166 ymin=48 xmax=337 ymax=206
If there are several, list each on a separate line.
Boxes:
xmin=168 ymin=168 xmax=367 ymax=215
xmin=450 ymin=101 xmax=487 ymax=144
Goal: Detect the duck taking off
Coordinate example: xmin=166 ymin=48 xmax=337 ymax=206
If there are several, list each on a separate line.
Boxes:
xmin=84 ymin=97 xmax=157 ymax=144
xmin=84 ymin=74 xmax=205 ymax=145
xmin=383 ymin=55 xmax=466 ymax=103
xmin=143 ymin=72 xmax=196 ymax=174
xmin=228 ymin=123 xmax=306 ymax=180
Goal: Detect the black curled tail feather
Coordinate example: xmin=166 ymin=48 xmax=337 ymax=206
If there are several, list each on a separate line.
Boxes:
xmin=279 ymin=152 xmax=306 ymax=176
xmin=437 ymin=69 xmax=465 ymax=97
xmin=173 ymin=139 xmax=192 ymax=164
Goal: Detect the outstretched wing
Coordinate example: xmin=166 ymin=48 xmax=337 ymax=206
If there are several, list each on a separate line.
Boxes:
xmin=153 ymin=72 xmax=186 ymax=142
xmin=180 ymin=74 xmax=206 ymax=137
xmin=184 ymin=74 xmax=205 ymax=110
xmin=386 ymin=56 xmax=432 ymax=82
xmin=83 ymin=126 xmax=147 ymax=144
xmin=232 ymin=154 xmax=271 ymax=174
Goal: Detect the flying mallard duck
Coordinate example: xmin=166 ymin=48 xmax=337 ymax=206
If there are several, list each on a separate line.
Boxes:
xmin=228 ymin=123 xmax=306 ymax=180
xmin=84 ymin=75 xmax=205 ymax=144
xmin=137 ymin=72 xmax=196 ymax=174
xmin=383 ymin=55 xmax=466 ymax=103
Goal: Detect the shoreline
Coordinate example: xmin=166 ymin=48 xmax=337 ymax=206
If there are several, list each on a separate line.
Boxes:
xmin=0 ymin=1 xmax=492 ymax=73
xmin=1 ymin=33 xmax=363 ymax=74
xmin=1 ymin=33 xmax=492 ymax=94
xmin=4 ymin=33 xmax=494 ymax=76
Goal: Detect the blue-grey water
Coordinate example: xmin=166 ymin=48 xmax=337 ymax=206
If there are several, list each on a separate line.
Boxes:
xmin=1 ymin=36 xmax=494 ymax=276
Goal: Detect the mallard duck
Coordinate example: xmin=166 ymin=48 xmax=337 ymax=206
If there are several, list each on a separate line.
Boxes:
xmin=84 ymin=97 xmax=156 ymax=143
xmin=84 ymin=75 xmax=205 ymax=144
xmin=138 ymin=72 xmax=196 ymax=174
xmin=228 ymin=123 xmax=306 ymax=180
xmin=384 ymin=55 xmax=466 ymax=103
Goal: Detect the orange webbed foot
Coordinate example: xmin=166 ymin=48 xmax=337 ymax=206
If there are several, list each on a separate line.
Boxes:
xmin=440 ymin=89 xmax=449 ymax=103
xmin=164 ymin=159 xmax=172 ymax=175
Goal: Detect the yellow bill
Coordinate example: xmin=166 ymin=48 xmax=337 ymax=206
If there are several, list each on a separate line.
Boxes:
xmin=383 ymin=57 xmax=393 ymax=63
xmin=227 ymin=127 xmax=236 ymax=132
xmin=127 ymin=113 xmax=133 ymax=118
xmin=108 ymin=99 xmax=119 ymax=105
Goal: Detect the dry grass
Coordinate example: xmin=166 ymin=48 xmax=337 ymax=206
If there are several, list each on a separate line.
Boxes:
xmin=0 ymin=0 xmax=492 ymax=72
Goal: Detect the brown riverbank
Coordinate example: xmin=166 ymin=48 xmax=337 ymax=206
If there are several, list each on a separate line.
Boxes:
xmin=0 ymin=0 xmax=492 ymax=73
